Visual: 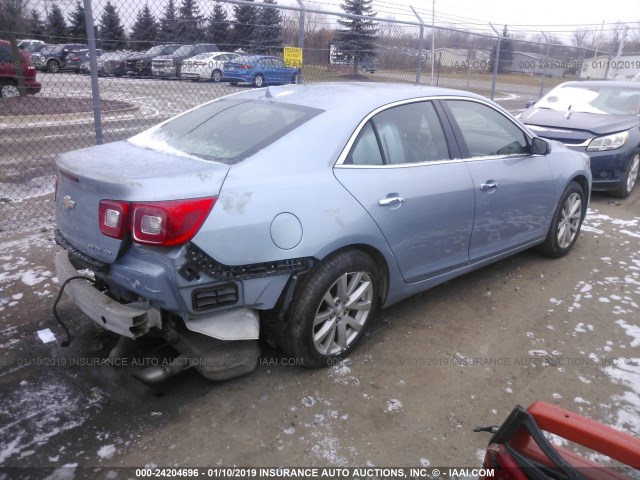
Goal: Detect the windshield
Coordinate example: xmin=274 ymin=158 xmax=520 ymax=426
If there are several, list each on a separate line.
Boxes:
xmin=52 ymin=45 xmax=65 ymax=52
xmin=129 ymin=98 xmax=322 ymax=164
xmin=536 ymin=84 xmax=640 ymax=115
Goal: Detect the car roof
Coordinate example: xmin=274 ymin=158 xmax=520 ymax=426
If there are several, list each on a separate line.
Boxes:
xmin=557 ymin=80 xmax=640 ymax=89
xmin=229 ymin=82 xmax=488 ymax=115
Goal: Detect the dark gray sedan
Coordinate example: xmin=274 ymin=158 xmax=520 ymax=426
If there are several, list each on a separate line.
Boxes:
xmin=54 ymin=83 xmax=591 ymax=383
xmin=521 ymin=81 xmax=640 ymax=198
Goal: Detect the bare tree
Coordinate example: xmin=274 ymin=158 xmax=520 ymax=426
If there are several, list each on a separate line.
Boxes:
xmin=572 ymin=28 xmax=590 ymax=47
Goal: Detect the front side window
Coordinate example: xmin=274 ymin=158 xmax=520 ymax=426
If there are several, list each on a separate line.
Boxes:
xmin=129 ymin=98 xmax=323 ymax=164
xmin=446 ymin=100 xmax=528 ymax=157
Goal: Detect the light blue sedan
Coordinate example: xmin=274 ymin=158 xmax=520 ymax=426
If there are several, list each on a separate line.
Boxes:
xmin=223 ymin=55 xmax=298 ymax=87
xmin=53 ymin=83 xmax=591 ymax=383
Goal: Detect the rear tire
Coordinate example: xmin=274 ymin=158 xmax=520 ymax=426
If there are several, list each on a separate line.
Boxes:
xmin=47 ymin=60 xmax=60 ymax=73
xmin=613 ymin=149 xmax=639 ymax=199
xmin=537 ymin=181 xmax=585 ymax=258
xmin=280 ymin=250 xmax=379 ymax=368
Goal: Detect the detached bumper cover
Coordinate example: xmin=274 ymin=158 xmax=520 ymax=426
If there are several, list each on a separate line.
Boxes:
xmin=55 ymin=250 xmax=160 ymax=338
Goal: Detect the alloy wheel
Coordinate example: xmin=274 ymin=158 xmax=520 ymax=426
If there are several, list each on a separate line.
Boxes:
xmin=626 ymin=153 xmax=639 ymax=193
xmin=556 ymin=192 xmax=582 ymax=249
xmin=1 ymin=83 xmax=20 ymax=98
xmin=312 ymin=271 xmax=374 ymax=355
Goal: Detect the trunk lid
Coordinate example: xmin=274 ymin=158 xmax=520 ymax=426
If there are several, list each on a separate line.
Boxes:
xmin=56 ymin=140 xmax=229 ymax=263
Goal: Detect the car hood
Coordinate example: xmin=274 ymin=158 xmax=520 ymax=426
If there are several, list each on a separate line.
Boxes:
xmin=127 ymin=53 xmax=151 ymax=60
xmin=521 ymin=108 xmax=640 ymax=135
xmin=154 ymin=55 xmax=176 ymax=61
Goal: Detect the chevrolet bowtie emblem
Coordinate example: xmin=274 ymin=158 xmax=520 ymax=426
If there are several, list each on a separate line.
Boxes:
xmin=62 ymin=195 xmax=76 ymax=210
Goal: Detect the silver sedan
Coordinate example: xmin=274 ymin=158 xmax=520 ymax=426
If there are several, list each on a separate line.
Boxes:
xmin=54 ymin=83 xmax=592 ymax=383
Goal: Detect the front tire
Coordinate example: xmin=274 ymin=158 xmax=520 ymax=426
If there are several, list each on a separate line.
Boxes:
xmin=537 ymin=181 xmax=586 ymax=258
xmin=0 ymin=81 xmax=21 ymax=98
xmin=613 ymin=150 xmax=639 ymax=199
xmin=254 ymin=74 xmax=264 ymax=87
xmin=281 ymin=250 xmax=379 ymax=368
xmin=211 ymin=69 xmax=222 ymax=82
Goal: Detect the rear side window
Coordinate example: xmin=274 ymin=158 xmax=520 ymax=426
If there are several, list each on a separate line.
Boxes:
xmin=129 ymin=98 xmax=323 ymax=164
xmin=346 ymin=122 xmax=384 ymax=165
xmin=344 ymin=101 xmax=450 ymax=166
xmin=0 ymin=45 xmax=13 ymax=61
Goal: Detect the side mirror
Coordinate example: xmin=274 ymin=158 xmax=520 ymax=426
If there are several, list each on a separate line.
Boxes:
xmin=531 ymin=137 xmax=549 ymax=155
xmin=525 ymin=100 xmax=536 ymax=109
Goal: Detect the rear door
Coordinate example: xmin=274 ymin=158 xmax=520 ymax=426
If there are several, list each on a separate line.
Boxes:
xmin=441 ymin=99 xmax=556 ymax=261
xmin=334 ymin=100 xmax=475 ymax=283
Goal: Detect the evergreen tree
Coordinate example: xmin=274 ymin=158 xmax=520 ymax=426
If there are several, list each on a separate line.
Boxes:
xmin=176 ymin=0 xmax=204 ymax=43
xmin=207 ymin=3 xmax=231 ymax=49
xmin=27 ymin=10 xmax=46 ymax=40
xmin=99 ymin=1 xmax=127 ymax=51
xmin=46 ymin=3 xmax=68 ymax=44
xmin=489 ymin=25 xmax=514 ymax=74
xmin=232 ymin=0 xmax=258 ymax=50
xmin=131 ymin=4 xmax=158 ymax=51
xmin=335 ymin=0 xmax=378 ymax=74
xmin=157 ymin=0 xmax=178 ymax=43
xmin=253 ymin=0 xmax=282 ymax=54
xmin=68 ymin=2 xmax=87 ymax=43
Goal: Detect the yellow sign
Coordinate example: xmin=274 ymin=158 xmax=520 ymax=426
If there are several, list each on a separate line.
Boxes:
xmin=284 ymin=47 xmax=303 ymax=68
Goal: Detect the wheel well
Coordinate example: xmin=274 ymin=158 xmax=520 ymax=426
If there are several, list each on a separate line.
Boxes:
xmin=321 ymin=244 xmax=390 ymax=307
xmin=571 ymin=174 xmax=590 ymax=218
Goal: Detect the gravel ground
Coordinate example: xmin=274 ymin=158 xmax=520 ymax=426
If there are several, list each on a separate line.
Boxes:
xmin=0 ymin=190 xmax=638 ymax=474
xmin=0 ymin=97 xmax=134 ymax=116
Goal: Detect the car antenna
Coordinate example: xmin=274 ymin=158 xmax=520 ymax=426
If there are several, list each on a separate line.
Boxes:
xmin=565 ymin=104 xmax=572 ymax=120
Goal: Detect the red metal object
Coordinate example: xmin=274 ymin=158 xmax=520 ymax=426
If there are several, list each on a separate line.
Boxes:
xmin=481 ymin=401 xmax=640 ymax=479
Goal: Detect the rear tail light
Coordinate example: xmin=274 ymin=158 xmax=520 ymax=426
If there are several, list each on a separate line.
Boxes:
xmin=239 ymin=64 xmax=252 ymax=69
xmin=99 ymin=197 xmax=215 ymax=246
xmin=99 ymin=200 xmax=130 ymax=239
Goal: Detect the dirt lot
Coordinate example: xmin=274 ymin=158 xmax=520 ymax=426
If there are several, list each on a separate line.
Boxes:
xmin=0 ymin=188 xmax=638 ymax=476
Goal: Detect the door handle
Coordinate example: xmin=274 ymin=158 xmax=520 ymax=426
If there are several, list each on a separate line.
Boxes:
xmin=378 ymin=196 xmax=406 ymax=206
xmin=480 ymin=183 xmax=499 ymax=191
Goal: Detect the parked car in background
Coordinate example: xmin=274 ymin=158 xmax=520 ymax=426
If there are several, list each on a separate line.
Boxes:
xmin=223 ymin=55 xmax=298 ymax=87
xmin=0 ymin=39 xmax=41 ymax=97
xmin=97 ymin=51 xmax=130 ymax=77
xmin=54 ymin=83 xmax=590 ymax=384
xmin=28 ymin=43 xmax=50 ymax=64
xmin=125 ymin=44 xmax=180 ymax=76
xmin=33 ymin=43 xmax=88 ymax=73
xmin=521 ymin=81 xmax=640 ymax=198
xmin=68 ymin=49 xmax=103 ymax=73
xmin=357 ymin=57 xmax=380 ymax=73
xmin=181 ymin=51 xmax=239 ymax=82
xmin=151 ymin=43 xmax=219 ymax=79
xmin=18 ymin=39 xmax=45 ymax=51
xmin=80 ymin=51 xmax=128 ymax=76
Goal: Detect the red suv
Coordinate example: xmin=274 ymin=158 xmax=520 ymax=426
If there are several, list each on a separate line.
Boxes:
xmin=0 ymin=39 xmax=42 ymax=98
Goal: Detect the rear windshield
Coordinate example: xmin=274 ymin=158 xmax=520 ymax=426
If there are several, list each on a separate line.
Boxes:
xmin=536 ymin=84 xmax=640 ymax=115
xmin=128 ymin=98 xmax=322 ymax=164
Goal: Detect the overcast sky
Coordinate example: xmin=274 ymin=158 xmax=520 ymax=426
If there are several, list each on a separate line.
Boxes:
xmin=35 ymin=0 xmax=640 ymax=44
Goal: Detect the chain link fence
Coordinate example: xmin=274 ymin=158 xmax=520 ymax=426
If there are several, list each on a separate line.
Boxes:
xmin=0 ymin=0 xmax=621 ymax=231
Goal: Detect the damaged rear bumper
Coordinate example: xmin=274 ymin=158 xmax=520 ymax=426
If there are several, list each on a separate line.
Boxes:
xmin=55 ymin=250 xmax=161 ymax=338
